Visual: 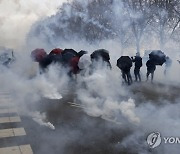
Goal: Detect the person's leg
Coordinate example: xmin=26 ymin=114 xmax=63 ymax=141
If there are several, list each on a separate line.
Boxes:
xmin=134 ymin=69 xmax=138 ymax=81
xmin=137 ymin=68 xmax=141 ymax=82
xmin=151 ymin=71 xmax=154 ymax=83
xmin=129 ymin=72 xmax=133 ymax=84
xmin=146 ymin=71 xmax=150 ymax=81
xmin=138 ymin=72 xmax=141 ymax=81
xmin=136 ymin=68 xmax=141 ymax=82
xmin=127 ymin=73 xmax=130 ymax=85
xmin=164 ymin=68 xmax=167 ymax=76
xmin=122 ymin=71 xmax=127 ymax=83
xmin=127 ymin=72 xmax=132 ymax=85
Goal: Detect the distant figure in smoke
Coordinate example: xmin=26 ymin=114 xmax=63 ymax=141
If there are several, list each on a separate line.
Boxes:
xmin=146 ymin=50 xmax=166 ymax=82
xmin=146 ymin=59 xmax=156 ymax=82
xmin=0 ymin=51 xmax=16 ymax=68
xmin=164 ymin=56 xmax=172 ymax=75
xmin=117 ymin=56 xmax=133 ymax=85
xmin=131 ymin=53 xmax=142 ymax=82
xmin=3 ymin=58 xmax=12 ymax=67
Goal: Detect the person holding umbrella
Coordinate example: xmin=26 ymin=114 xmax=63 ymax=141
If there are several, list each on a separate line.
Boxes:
xmin=146 ymin=50 xmax=166 ymax=82
xmin=90 ymin=49 xmax=112 ymax=70
xmin=117 ymin=56 xmax=133 ymax=85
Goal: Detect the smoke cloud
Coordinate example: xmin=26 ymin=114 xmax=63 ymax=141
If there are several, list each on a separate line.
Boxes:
xmin=0 ymin=0 xmax=67 ymax=49
xmin=0 ymin=0 xmax=180 ymax=153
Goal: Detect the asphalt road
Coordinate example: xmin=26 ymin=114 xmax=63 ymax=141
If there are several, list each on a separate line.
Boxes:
xmin=0 ymin=82 xmax=180 ymax=154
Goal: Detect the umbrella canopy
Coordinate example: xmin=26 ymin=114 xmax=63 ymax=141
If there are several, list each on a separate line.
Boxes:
xmin=39 ymin=54 xmax=64 ymax=72
xmin=31 ymin=48 xmax=47 ymax=62
xmin=78 ymin=50 xmax=88 ymax=57
xmin=117 ymin=56 xmax=132 ymax=70
xmin=149 ymin=50 xmax=166 ymax=66
xmin=62 ymin=49 xmax=78 ymax=64
xmin=61 ymin=49 xmax=81 ymax=74
xmin=39 ymin=55 xmax=53 ymax=70
xmin=49 ymin=48 xmax=63 ymax=55
xmin=63 ymin=49 xmax=78 ymax=56
xmin=91 ymin=49 xmax=110 ymax=61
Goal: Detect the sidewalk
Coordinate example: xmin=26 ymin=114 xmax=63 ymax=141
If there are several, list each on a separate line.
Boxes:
xmin=0 ymin=92 xmax=33 ymax=154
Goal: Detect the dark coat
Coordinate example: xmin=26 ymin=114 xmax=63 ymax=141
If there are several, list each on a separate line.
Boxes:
xmin=146 ymin=60 xmax=156 ymax=72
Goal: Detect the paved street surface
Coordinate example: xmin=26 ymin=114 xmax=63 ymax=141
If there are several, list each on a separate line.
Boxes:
xmin=0 ymin=92 xmax=33 ymax=154
xmin=0 ymin=83 xmax=179 ymax=154
xmin=0 ymin=92 xmax=129 ymax=154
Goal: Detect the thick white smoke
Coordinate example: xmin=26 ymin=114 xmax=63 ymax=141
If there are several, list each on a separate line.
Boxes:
xmin=0 ymin=0 xmax=67 ymax=49
xmin=0 ymin=57 xmax=70 ymax=129
xmin=76 ymin=66 xmax=140 ymax=124
xmin=0 ymin=0 xmax=180 ymax=153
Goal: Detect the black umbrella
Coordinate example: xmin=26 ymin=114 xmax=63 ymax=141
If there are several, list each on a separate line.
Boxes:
xmin=149 ymin=50 xmax=166 ymax=66
xmin=62 ymin=49 xmax=78 ymax=64
xmin=63 ymin=49 xmax=78 ymax=56
xmin=91 ymin=49 xmax=110 ymax=61
xmin=39 ymin=54 xmax=53 ymax=70
xmin=117 ymin=56 xmax=132 ymax=70
xmin=90 ymin=49 xmax=112 ymax=69
xmin=78 ymin=50 xmax=88 ymax=57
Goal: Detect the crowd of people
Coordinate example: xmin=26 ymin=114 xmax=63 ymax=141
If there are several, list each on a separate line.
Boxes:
xmin=31 ymin=48 xmax=173 ymax=85
xmin=117 ymin=50 xmax=169 ymax=85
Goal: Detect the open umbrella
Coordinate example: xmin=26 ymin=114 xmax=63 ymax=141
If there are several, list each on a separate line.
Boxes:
xmin=117 ymin=56 xmax=132 ymax=70
xmin=31 ymin=48 xmax=47 ymax=62
xmin=78 ymin=50 xmax=88 ymax=57
xmin=62 ymin=49 xmax=78 ymax=63
xmin=60 ymin=49 xmax=81 ymax=74
xmin=63 ymin=49 xmax=78 ymax=56
xmin=49 ymin=48 xmax=63 ymax=55
xmin=149 ymin=50 xmax=166 ymax=65
xmin=91 ymin=49 xmax=110 ymax=61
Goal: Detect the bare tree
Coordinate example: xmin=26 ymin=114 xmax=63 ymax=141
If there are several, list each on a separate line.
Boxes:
xmin=122 ymin=0 xmax=154 ymax=55
xmin=150 ymin=0 xmax=180 ymax=49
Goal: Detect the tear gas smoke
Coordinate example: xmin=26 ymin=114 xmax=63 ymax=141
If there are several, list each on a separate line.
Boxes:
xmin=0 ymin=0 xmax=67 ymax=49
xmin=0 ymin=0 xmax=180 ymax=153
xmin=30 ymin=111 xmax=55 ymax=130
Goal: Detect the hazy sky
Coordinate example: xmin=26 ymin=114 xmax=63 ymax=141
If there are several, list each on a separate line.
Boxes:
xmin=0 ymin=0 xmax=67 ymax=50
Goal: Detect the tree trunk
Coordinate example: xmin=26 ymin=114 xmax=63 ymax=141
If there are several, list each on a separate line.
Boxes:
xmin=136 ymin=38 xmax=140 ymax=55
xmin=159 ymin=21 xmax=165 ymax=50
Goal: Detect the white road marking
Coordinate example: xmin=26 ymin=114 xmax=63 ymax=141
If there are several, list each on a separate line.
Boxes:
xmin=0 ymin=93 xmax=33 ymax=153
xmin=0 ymin=144 xmax=33 ymax=154
xmin=19 ymin=145 xmax=33 ymax=154
xmin=0 ymin=116 xmax=21 ymax=123
xmin=0 ymin=128 xmax=26 ymax=138
xmin=0 ymin=108 xmax=17 ymax=114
